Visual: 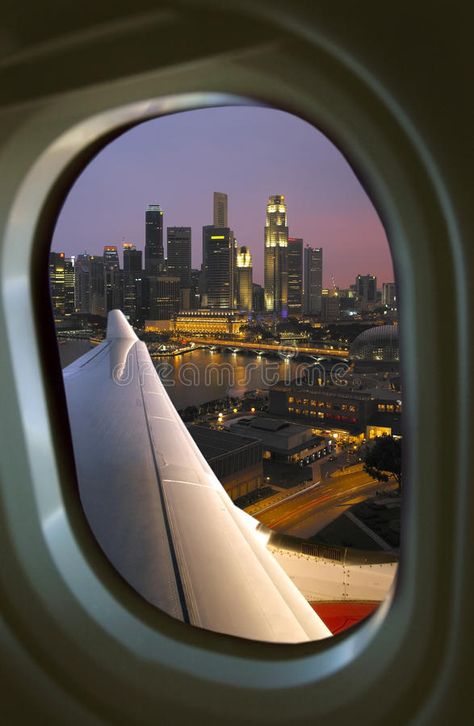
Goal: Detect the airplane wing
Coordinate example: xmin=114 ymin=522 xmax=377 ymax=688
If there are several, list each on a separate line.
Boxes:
xmin=63 ymin=310 xmax=331 ymax=643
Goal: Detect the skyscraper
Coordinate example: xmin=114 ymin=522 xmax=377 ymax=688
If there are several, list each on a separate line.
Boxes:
xmin=236 ymin=246 xmax=253 ymax=312
xmin=103 ymin=245 xmax=120 ymax=314
xmin=49 ymin=252 xmax=65 ymax=321
xmin=213 ymin=192 xmax=228 ymax=227
xmin=74 ymin=253 xmax=90 ymax=314
xmin=382 ymin=282 xmax=397 ymax=307
xmin=64 ymin=257 xmax=75 ymax=317
xmin=303 ymin=246 xmax=323 ymax=314
xmin=122 ymin=243 xmax=143 ymax=324
xmin=287 ymin=237 xmax=303 ymax=315
xmin=167 ymin=227 xmax=191 ymax=287
xmin=356 ymin=274 xmax=377 ymax=309
xmin=89 ymin=255 xmax=105 ymax=317
xmin=145 ymin=204 xmax=164 ymax=274
xmin=264 ymin=194 xmax=288 ymax=316
xmin=204 ymin=226 xmax=235 ymax=309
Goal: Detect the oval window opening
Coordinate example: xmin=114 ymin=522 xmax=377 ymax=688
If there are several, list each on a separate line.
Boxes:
xmin=50 ymin=106 xmax=401 ymax=642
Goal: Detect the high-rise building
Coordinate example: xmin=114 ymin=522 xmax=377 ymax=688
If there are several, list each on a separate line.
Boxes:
xmin=252 ymin=283 xmax=265 ymax=314
xmin=148 ymin=276 xmax=180 ymax=320
xmin=303 ymin=246 xmax=323 ymax=314
xmin=49 ymin=251 xmax=66 ymax=321
xmin=356 ymin=274 xmax=377 ymax=309
xmin=74 ymin=253 xmax=90 ymax=314
xmin=203 ymin=226 xmax=235 ymax=309
xmin=103 ymin=245 xmax=120 ymax=314
xmin=287 ymin=237 xmax=303 ymax=315
xmin=264 ymin=194 xmax=288 ymax=316
xmin=236 ymin=246 xmax=253 ymax=312
xmin=122 ymin=243 xmax=143 ymax=324
xmin=382 ymin=282 xmax=397 ymax=307
xmin=321 ymin=291 xmax=340 ymax=322
xmin=89 ymin=255 xmax=105 ymax=317
xmin=64 ymin=257 xmax=75 ymax=317
xmin=167 ymin=227 xmax=191 ymax=288
xmin=213 ymin=192 xmax=228 ymax=227
xmin=145 ymin=204 xmax=164 ymax=274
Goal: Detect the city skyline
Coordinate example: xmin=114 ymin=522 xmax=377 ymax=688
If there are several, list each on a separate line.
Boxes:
xmin=51 ymin=106 xmax=394 ymax=288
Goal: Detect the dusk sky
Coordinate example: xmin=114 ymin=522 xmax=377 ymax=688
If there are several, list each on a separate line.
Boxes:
xmin=52 ymin=106 xmax=394 ymax=288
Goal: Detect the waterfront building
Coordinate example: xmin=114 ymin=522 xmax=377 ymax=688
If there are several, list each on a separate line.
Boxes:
xmin=264 ymin=194 xmax=288 ymax=315
xmin=236 ymin=245 xmax=253 ymax=312
xmin=187 ymin=425 xmax=263 ymax=501
xmin=145 ymin=204 xmax=164 ymax=274
xmin=173 ymin=310 xmax=247 ymax=336
xmin=287 ymin=237 xmax=303 ymax=315
xmin=303 ymin=245 xmax=323 ymax=314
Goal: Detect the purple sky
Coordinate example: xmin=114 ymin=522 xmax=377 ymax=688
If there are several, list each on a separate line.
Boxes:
xmin=52 ymin=106 xmax=393 ymax=287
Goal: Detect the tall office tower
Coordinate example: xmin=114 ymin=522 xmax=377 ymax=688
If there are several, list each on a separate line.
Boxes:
xmin=167 ymin=227 xmax=191 ymax=288
xmin=203 ymin=226 xmax=235 ymax=309
xmin=287 ymin=237 xmax=303 ymax=315
xmin=252 ymin=283 xmax=265 ymax=314
xmin=148 ymin=276 xmax=180 ymax=320
xmin=356 ymin=274 xmax=377 ymax=309
xmin=122 ymin=243 xmax=143 ymax=324
xmin=382 ymin=282 xmax=397 ymax=307
xmin=264 ymin=194 xmax=288 ymax=316
xmin=89 ymin=255 xmax=105 ymax=317
xmin=64 ymin=257 xmax=75 ymax=317
xmin=145 ymin=204 xmax=164 ymax=274
xmin=303 ymin=246 xmax=323 ymax=314
xmin=213 ymin=192 xmax=228 ymax=227
xmin=74 ymin=253 xmax=90 ymax=314
xmin=321 ymin=292 xmax=340 ymax=322
xmin=103 ymin=245 xmax=121 ymax=314
xmin=236 ymin=246 xmax=253 ymax=312
xmin=189 ymin=268 xmax=201 ymax=310
xmin=49 ymin=251 xmax=66 ymax=321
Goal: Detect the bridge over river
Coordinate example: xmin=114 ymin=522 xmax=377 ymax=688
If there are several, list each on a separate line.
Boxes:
xmin=183 ymin=337 xmax=349 ymax=359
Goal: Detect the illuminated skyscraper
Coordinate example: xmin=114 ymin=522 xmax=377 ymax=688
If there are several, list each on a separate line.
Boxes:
xmin=64 ymin=257 xmax=75 ymax=317
xmin=89 ymin=255 xmax=105 ymax=317
xmin=203 ymin=226 xmax=235 ymax=309
xmin=145 ymin=204 xmax=164 ymax=274
xmin=213 ymin=192 xmax=228 ymax=227
xmin=236 ymin=246 xmax=253 ymax=312
xmin=287 ymin=237 xmax=303 ymax=315
xmin=49 ymin=251 xmax=65 ymax=322
xmin=264 ymin=194 xmax=288 ymax=316
xmin=304 ymin=246 xmax=323 ymax=314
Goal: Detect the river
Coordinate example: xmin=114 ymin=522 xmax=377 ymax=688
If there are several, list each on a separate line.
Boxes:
xmin=58 ymin=340 xmax=310 ymax=409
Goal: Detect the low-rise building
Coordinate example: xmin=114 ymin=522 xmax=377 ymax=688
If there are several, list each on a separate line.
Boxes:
xmin=226 ymin=416 xmax=332 ymax=465
xmin=187 ymin=425 xmax=263 ymax=501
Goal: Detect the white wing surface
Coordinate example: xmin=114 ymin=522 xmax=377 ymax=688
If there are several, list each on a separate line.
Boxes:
xmin=63 ymin=310 xmax=331 ymax=642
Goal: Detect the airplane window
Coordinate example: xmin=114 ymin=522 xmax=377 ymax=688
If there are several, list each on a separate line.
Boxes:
xmin=50 ymin=106 xmax=400 ymax=642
